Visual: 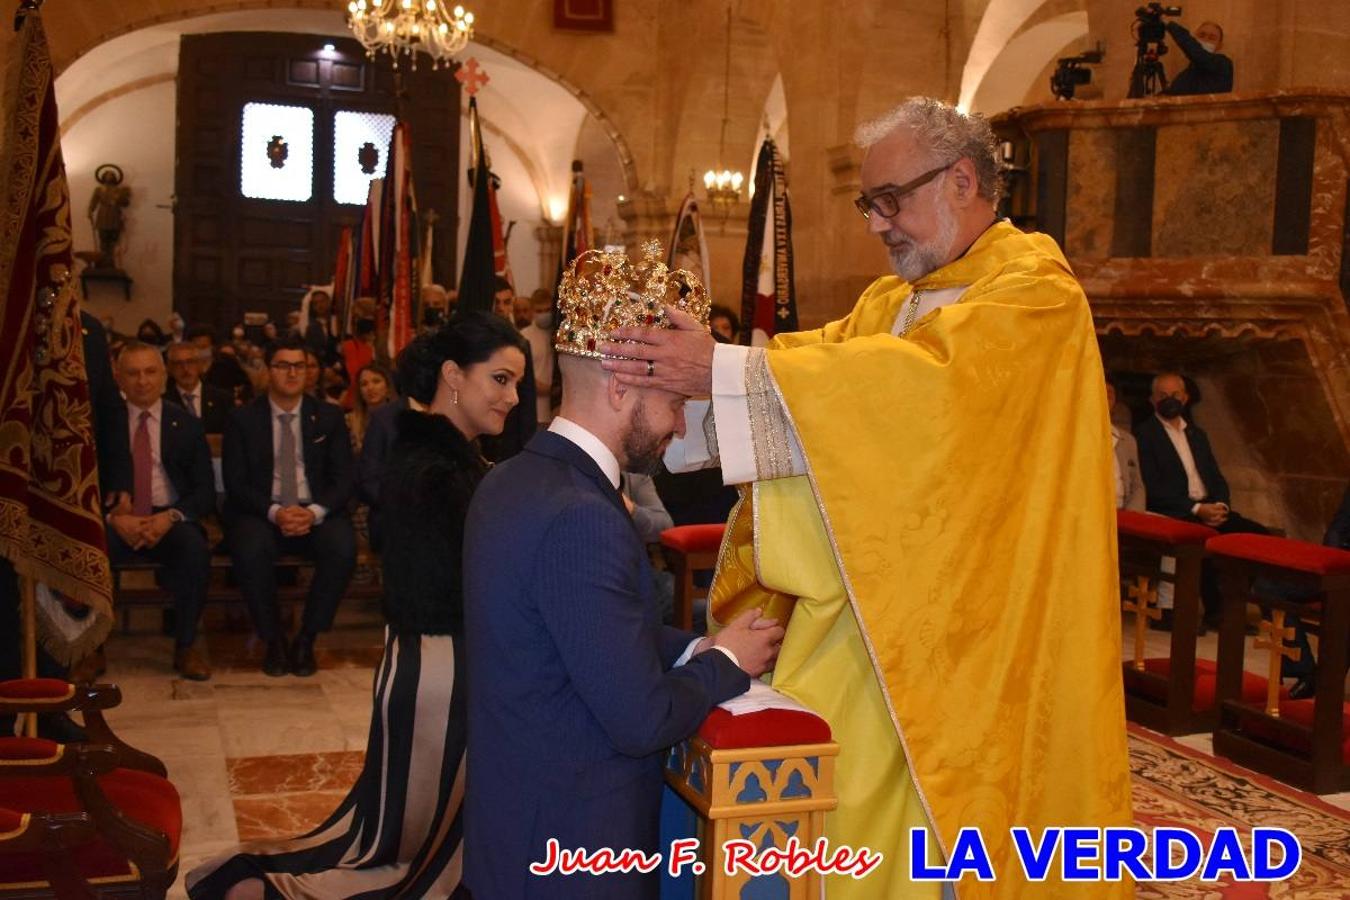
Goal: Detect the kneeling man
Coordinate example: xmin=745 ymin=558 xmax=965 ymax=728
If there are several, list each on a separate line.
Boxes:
xmin=464 ymin=244 xmax=782 ymax=900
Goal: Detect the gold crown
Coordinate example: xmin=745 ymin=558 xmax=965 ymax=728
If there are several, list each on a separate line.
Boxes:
xmin=554 ymin=240 xmax=710 ymax=359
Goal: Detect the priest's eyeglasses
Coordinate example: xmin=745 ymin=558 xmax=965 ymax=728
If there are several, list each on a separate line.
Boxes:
xmin=854 ymin=163 xmax=952 ymax=219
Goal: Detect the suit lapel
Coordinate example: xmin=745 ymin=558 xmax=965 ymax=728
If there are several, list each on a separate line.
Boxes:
xmin=300 ymin=396 xmax=320 ymax=478
xmin=529 ymin=431 xmax=626 ymax=515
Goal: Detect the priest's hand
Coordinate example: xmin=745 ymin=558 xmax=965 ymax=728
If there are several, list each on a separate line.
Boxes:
xmin=600 ymin=307 xmax=715 ymax=397
xmin=711 ymin=608 xmax=784 ymax=678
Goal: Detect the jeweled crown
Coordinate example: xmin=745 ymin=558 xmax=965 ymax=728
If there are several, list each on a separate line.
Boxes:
xmin=554 ymin=240 xmax=710 ymax=359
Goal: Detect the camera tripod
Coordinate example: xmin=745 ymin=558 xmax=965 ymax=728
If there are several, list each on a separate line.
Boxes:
xmin=1128 ymin=50 xmax=1169 ymax=97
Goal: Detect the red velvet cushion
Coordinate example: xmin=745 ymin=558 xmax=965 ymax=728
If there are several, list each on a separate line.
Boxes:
xmin=0 ymin=679 xmax=74 ymax=702
xmin=1116 ymin=510 xmax=1217 ymax=546
xmin=0 ymin=738 xmax=60 ymax=762
xmin=1206 ymin=533 xmax=1350 ymax=576
xmin=697 ymin=707 xmax=832 ymax=749
xmin=1235 ymin=699 xmax=1350 ymax=764
xmin=1139 ymin=658 xmax=1281 ymax=714
xmin=660 ymin=524 xmax=726 ymax=554
xmin=0 ymin=768 xmax=181 ymax=887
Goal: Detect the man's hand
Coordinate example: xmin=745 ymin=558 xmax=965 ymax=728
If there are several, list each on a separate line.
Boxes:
xmin=275 ymin=506 xmax=313 ymax=537
xmin=105 ymin=491 xmax=132 ymax=515
xmin=140 ymin=511 xmax=177 ymax=548
xmin=280 ymin=506 xmax=316 ymax=537
xmin=711 ymin=608 xmax=785 ymax=678
xmin=599 ymin=307 xmax=716 ymax=396
xmin=1196 ymin=502 xmax=1229 ymax=527
xmin=109 ymin=514 xmax=149 ymax=551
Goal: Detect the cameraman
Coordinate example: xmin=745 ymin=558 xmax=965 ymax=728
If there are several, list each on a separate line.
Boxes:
xmin=1164 ymin=20 xmax=1233 ymax=95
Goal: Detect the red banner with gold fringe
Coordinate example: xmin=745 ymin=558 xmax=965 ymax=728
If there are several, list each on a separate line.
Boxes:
xmin=0 ymin=11 xmax=113 ymax=653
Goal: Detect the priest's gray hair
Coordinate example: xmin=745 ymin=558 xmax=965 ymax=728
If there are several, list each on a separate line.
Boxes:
xmin=854 ymin=97 xmax=1003 ymax=204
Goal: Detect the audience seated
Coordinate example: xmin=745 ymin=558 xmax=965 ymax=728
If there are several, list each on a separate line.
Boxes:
xmin=1135 ymin=371 xmax=1270 ymax=627
xmin=1108 ymin=379 xmax=1145 ymax=512
xmin=164 ymin=340 xmax=231 ymax=435
xmin=222 ymin=336 xmax=356 ymax=678
xmin=107 ymin=343 xmax=215 ymax=681
xmin=187 ymin=324 xmax=252 ymax=406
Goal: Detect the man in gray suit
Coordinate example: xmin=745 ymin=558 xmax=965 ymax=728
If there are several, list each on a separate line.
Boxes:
xmin=1108 ymin=380 xmax=1145 ymax=511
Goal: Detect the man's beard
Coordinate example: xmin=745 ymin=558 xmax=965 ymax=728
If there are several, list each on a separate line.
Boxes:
xmin=885 ymin=194 xmax=959 ymax=283
xmin=622 ymin=399 xmax=669 ymax=476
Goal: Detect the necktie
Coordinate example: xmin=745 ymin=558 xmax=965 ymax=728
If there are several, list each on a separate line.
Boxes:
xmin=133 ymin=410 xmax=153 ymax=515
xmin=277 ymin=412 xmax=299 ymax=506
xmin=185 ymin=391 xmax=198 ymax=417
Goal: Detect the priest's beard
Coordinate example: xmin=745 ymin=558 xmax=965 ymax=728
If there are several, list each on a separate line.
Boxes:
xmin=885 ymin=192 xmax=959 ymax=283
xmin=622 ymin=399 xmax=669 ymax=476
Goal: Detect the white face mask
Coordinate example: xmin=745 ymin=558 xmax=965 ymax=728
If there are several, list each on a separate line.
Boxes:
xmin=1198 ymin=40 xmax=1218 ymax=53
xmin=533 ymin=310 xmax=553 ymax=329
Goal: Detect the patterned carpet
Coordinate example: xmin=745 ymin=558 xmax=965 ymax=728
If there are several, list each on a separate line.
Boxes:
xmin=1127 ymin=724 xmax=1350 ymax=898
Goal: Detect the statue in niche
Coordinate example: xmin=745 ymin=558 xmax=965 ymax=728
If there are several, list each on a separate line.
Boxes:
xmin=85 ymin=164 xmax=130 ymax=271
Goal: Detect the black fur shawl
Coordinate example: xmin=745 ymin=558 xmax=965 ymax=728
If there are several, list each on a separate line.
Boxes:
xmin=378 ymin=410 xmax=488 ymax=635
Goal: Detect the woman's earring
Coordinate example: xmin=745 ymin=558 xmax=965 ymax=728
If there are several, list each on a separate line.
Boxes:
xmin=453 ymin=389 xmax=459 ymax=406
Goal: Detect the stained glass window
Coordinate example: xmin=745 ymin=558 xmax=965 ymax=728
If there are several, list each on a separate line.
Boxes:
xmin=334 ymin=110 xmax=397 ymax=205
xmin=240 ymin=102 xmax=315 ymax=202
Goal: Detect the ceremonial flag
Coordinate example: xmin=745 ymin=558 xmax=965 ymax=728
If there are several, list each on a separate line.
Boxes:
xmin=334 ymin=226 xmax=354 ymax=337
xmin=0 ymin=10 xmax=113 ymax=658
xmin=667 ymin=192 xmax=712 ymax=295
xmin=740 ymin=136 xmax=797 ymax=345
xmin=457 ymin=96 xmax=498 ymax=314
xmin=384 ymin=122 xmax=417 ymax=359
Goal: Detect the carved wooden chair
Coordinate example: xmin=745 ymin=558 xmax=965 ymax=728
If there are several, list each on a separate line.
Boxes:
xmin=0 ymin=679 xmax=180 ymax=898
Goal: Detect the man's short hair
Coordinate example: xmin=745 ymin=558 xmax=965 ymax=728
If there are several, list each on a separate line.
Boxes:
xmin=1200 ymin=21 xmax=1224 ymax=43
xmin=265 ymin=334 xmax=307 ymax=365
xmin=116 ymin=340 xmax=164 ymax=366
xmin=854 ymin=97 xmax=1003 ymax=205
xmin=493 ymin=276 xmax=513 ymax=296
xmin=166 ymin=341 xmax=198 ymax=360
xmin=1151 ymin=371 xmax=1185 ymax=393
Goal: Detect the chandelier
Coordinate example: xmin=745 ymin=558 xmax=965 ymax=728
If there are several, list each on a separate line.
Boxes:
xmin=702 ymin=4 xmax=743 ymax=210
xmin=346 ymin=0 xmax=474 ymax=70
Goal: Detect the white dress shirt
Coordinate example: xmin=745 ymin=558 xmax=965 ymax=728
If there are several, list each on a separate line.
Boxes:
xmin=268 ymin=399 xmax=327 ymax=525
xmin=127 ymin=399 xmax=178 ymax=509
xmin=548 ymin=417 xmax=739 ymax=669
xmin=1156 ymin=414 xmax=1207 ymax=514
xmin=1111 ymin=427 xmax=1125 ymax=509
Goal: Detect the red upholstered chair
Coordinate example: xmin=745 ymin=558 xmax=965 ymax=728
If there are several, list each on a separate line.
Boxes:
xmin=660 ymin=524 xmax=727 ymax=631
xmin=1116 ymin=510 xmax=1218 ymax=734
xmin=1206 ymin=533 xmax=1350 ymax=794
xmin=0 ymin=679 xmax=181 ymax=898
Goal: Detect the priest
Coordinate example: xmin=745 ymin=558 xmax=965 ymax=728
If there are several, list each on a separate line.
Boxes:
xmin=602 ymin=97 xmax=1132 ymax=898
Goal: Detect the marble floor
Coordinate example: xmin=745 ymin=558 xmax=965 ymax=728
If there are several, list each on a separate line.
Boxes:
xmin=80 ymin=604 xmax=1350 ymax=898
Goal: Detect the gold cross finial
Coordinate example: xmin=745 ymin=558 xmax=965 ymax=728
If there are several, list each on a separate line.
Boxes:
xmin=1122 ymin=576 xmax=1161 ymax=671
xmin=1253 ymin=610 xmax=1299 ymax=717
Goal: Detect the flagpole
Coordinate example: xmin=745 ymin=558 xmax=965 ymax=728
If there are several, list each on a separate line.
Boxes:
xmin=20 ymin=574 xmax=36 ymax=736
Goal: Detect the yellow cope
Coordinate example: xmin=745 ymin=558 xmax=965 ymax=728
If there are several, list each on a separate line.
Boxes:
xmin=709 ymin=222 xmax=1134 ymax=898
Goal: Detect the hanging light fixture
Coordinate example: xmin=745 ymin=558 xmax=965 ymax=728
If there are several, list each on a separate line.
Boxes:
xmin=702 ymin=4 xmax=743 ymax=209
xmin=346 ymin=0 xmax=474 ymax=70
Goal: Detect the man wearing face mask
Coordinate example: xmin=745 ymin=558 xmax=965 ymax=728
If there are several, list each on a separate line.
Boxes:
xmin=1163 ymin=19 xmax=1233 ymax=96
xmin=1135 ymin=372 xmax=1269 ymax=625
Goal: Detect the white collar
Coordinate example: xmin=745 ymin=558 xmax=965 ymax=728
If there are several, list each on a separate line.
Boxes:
xmin=549 ymin=416 xmax=621 ymax=489
xmin=1156 ymin=413 xmax=1187 ymax=433
xmin=269 ymin=397 xmax=304 ymax=420
xmin=129 ymin=399 xmax=163 ymax=422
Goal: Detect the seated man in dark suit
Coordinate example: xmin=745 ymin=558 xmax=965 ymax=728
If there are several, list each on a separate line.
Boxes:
xmin=223 ymin=335 xmax=356 ymax=677
xmin=107 ymin=342 xmax=215 ymax=680
xmin=463 ymin=251 xmax=783 ymax=900
xmin=165 ymin=340 xmax=231 ymax=435
xmin=1136 ymin=371 xmax=1269 ymax=626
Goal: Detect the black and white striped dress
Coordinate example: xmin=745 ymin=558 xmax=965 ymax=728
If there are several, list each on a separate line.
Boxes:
xmin=189 ymin=410 xmax=486 ymax=900
xmin=187 ymin=629 xmax=468 ymax=898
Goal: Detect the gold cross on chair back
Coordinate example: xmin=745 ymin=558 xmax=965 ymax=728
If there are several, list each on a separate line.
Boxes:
xmin=1253 ymin=609 xmax=1299 ymax=717
xmin=1123 ymin=576 xmax=1161 ymax=671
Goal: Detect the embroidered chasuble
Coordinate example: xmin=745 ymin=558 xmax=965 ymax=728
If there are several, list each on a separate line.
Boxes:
xmin=700 ymin=222 xmax=1133 ymax=898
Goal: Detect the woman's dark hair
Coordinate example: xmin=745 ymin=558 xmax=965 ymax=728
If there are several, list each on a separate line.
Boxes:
xmin=401 ymin=311 xmax=527 ymax=405
xmin=136 ymin=318 xmax=167 ymax=344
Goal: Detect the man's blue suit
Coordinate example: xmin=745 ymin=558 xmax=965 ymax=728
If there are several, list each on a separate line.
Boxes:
xmin=463 ymin=430 xmax=749 ymax=899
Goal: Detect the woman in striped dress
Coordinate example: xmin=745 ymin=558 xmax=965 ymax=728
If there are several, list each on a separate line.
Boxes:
xmin=188 ymin=313 xmax=528 ymax=899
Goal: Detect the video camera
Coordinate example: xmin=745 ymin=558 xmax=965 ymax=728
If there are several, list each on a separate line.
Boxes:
xmin=1128 ymin=2 xmax=1182 ymax=97
xmin=1050 ymin=47 xmax=1104 ymax=101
